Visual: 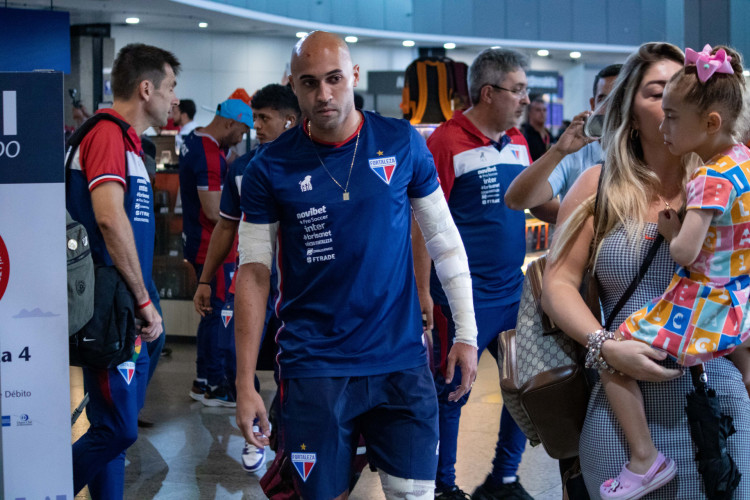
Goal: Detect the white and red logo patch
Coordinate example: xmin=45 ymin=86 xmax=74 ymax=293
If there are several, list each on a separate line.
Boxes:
xmin=221 ymin=305 xmax=233 ymax=328
xmin=0 ymin=234 xmax=8 ymax=302
xmin=117 ymin=361 xmax=136 ymax=385
xmin=368 ymin=156 xmax=397 ymax=185
xmin=291 ymin=452 xmax=316 ymax=482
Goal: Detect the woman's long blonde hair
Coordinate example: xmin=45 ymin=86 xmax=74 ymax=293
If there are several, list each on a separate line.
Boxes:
xmin=550 ymin=42 xmax=688 ymax=265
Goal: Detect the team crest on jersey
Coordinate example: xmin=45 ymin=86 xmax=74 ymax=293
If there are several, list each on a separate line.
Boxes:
xmin=291 ymin=451 xmax=316 ymax=482
xmin=221 ymin=305 xmax=233 ymax=328
xmin=368 ymin=156 xmax=397 ymax=185
xmin=497 ymin=144 xmax=530 ymax=167
xmin=117 ymin=361 xmax=136 ymax=385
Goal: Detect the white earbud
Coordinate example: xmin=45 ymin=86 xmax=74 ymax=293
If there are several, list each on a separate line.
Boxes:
xmin=284 ymin=120 xmax=291 ymax=129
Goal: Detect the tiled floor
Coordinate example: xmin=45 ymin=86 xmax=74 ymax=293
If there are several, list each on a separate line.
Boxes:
xmin=72 ymin=342 xmax=562 ymax=499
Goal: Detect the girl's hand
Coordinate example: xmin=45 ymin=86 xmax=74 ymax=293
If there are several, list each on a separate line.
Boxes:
xmin=657 ymin=208 xmax=681 ymax=242
xmin=601 ymin=339 xmax=683 ymax=382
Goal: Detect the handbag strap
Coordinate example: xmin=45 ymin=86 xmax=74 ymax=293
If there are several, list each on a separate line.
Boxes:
xmin=590 ymin=162 xmax=666 ymax=330
xmin=603 ymin=233 xmax=664 ymax=330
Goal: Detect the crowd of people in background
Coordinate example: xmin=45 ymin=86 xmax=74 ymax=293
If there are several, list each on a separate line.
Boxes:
xmin=67 ymin=31 xmax=750 ymax=500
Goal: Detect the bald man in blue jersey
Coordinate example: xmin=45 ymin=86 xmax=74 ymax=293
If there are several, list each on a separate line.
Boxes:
xmin=234 ymin=31 xmax=479 ymax=499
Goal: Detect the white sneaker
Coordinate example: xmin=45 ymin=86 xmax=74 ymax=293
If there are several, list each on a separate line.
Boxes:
xmin=241 ymin=426 xmax=266 ymax=472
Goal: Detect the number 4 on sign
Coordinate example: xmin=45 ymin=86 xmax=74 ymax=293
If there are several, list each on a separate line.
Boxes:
xmin=1 ymin=346 xmax=30 ymax=362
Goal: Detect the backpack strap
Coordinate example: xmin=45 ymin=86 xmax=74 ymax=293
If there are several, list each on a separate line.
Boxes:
xmin=64 ymin=113 xmax=135 ymax=184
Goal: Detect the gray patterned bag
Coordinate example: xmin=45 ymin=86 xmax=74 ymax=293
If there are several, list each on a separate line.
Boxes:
xmin=498 ymin=255 xmax=596 ymax=459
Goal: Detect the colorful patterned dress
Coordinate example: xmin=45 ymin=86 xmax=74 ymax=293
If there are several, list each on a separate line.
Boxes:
xmin=621 ymin=144 xmax=750 ymax=365
xmin=583 ymin=222 xmax=750 ymax=498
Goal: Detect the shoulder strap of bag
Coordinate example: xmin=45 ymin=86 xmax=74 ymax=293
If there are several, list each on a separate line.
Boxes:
xmin=64 ymin=113 xmax=135 ymax=183
xmin=591 ymin=162 xmax=665 ymax=330
xmin=603 ymin=233 xmax=663 ymax=330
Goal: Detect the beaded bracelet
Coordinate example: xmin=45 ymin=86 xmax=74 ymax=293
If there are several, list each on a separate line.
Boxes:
xmin=585 ymin=329 xmax=620 ymax=374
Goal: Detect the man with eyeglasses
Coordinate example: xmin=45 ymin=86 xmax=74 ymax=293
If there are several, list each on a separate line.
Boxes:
xmin=416 ymin=48 xmax=556 ymax=499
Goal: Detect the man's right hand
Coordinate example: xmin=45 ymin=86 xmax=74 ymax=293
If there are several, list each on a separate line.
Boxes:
xmin=553 ymin=110 xmax=595 ymax=156
xmin=136 ymin=302 xmax=163 ymax=342
xmin=237 ymin=387 xmax=271 ymax=448
xmin=193 ymin=283 xmax=212 ymax=317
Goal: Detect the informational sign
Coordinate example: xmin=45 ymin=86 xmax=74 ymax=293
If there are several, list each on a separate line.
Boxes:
xmin=0 ymin=72 xmax=72 ymax=499
xmin=526 ymin=70 xmax=561 ymax=95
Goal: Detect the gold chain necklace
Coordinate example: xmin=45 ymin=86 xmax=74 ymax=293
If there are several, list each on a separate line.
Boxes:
xmin=656 ymin=193 xmax=682 ymax=211
xmin=307 ymin=119 xmax=360 ymax=201
xmin=657 ymin=194 xmax=672 ymax=210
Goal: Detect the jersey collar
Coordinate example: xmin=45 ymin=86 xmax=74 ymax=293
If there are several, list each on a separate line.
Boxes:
xmin=96 ymin=109 xmax=143 ymax=153
xmin=193 ymin=129 xmax=220 ymax=147
xmin=303 ymin=111 xmax=364 ymax=148
xmin=452 ymin=110 xmax=519 ymax=151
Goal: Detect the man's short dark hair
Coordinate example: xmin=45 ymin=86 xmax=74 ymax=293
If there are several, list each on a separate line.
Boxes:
xmin=592 ymin=64 xmax=622 ymax=98
xmin=468 ymin=48 xmax=529 ymax=105
xmin=178 ymin=99 xmax=196 ymax=120
xmin=251 ymin=84 xmax=300 ymax=117
xmin=111 ymin=43 xmax=181 ymax=100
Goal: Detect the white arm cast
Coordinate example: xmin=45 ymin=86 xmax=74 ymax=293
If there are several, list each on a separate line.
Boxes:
xmin=238 ymin=220 xmax=278 ymax=270
xmin=411 ymin=189 xmax=478 ymax=348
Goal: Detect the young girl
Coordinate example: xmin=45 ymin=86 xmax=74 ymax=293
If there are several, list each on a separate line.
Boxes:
xmin=597 ymin=44 xmax=750 ymax=500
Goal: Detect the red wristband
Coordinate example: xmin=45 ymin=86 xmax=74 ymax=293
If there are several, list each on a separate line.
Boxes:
xmin=137 ymin=298 xmax=152 ymax=310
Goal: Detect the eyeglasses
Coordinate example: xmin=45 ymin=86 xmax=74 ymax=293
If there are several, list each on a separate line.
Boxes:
xmin=487 ymin=84 xmax=529 ymax=99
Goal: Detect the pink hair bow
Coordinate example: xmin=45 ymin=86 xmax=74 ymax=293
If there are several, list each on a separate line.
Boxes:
xmin=685 ymin=44 xmax=734 ymax=82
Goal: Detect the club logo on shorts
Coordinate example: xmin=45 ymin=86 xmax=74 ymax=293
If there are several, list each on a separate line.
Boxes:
xmin=291 ymin=450 xmax=316 ymax=482
xmin=368 ymin=156 xmax=397 ymax=185
xmin=221 ymin=305 xmax=233 ymax=328
xmin=117 ymin=361 xmax=136 ymax=385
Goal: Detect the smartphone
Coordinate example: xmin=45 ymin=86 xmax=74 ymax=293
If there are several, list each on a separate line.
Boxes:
xmin=69 ymin=88 xmax=82 ymax=109
xmin=584 ymin=114 xmax=605 ymax=139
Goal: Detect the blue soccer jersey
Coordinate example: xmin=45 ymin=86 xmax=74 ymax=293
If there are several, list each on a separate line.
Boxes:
xmin=218 ymin=148 xmax=275 ymax=299
xmin=67 ymin=109 xmax=155 ymax=284
xmin=179 ymin=130 xmax=229 ymax=264
xmin=427 ymin=111 xmax=530 ymax=307
xmin=219 ymin=149 xmax=256 ymax=222
xmin=241 ymin=111 xmax=440 ymax=378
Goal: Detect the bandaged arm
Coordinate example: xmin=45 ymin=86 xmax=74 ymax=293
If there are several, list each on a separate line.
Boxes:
xmin=235 ymin=220 xmax=278 ymax=387
xmin=238 ymin=220 xmax=278 ymax=270
xmin=411 ymin=189 xmax=478 ymax=348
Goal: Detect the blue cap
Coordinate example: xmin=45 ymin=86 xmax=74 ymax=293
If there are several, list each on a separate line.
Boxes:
xmin=216 ymin=89 xmax=254 ymax=128
xmin=216 ymin=98 xmax=253 ymax=128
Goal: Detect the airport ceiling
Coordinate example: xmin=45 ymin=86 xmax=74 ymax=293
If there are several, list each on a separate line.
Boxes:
xmin=6 ymin=0 xmax=630 ymax=65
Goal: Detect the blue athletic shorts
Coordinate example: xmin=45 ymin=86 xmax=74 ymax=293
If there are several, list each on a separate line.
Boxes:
xmin=281 ymin=364 xmax=439 ymax=498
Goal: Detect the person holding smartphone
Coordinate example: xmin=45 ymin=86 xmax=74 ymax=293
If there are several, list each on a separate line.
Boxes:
xmin=505 ymin=64 xmax=621 ymax=220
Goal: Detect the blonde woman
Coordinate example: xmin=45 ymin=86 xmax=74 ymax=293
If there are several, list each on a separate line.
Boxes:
xmin=542 ymin=42 xmax=750 ymax=498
